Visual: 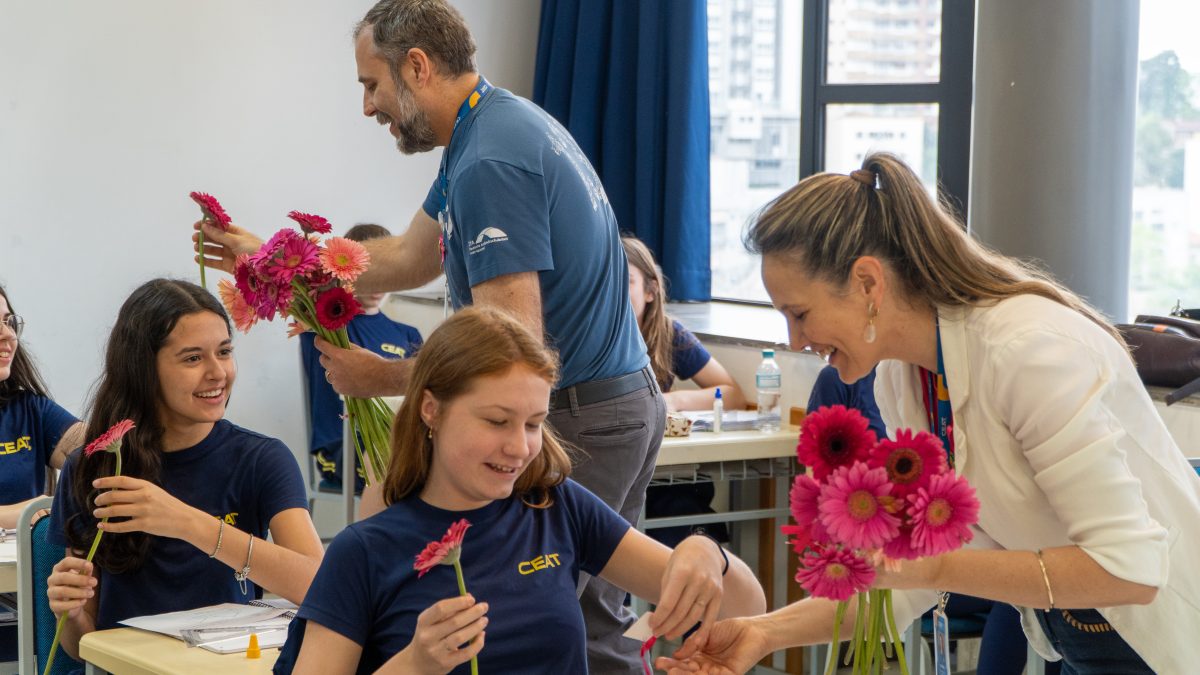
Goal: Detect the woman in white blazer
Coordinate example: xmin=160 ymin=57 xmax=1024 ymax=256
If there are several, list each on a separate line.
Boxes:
xmin=657 ymin=152 xmax=1200 ymax=675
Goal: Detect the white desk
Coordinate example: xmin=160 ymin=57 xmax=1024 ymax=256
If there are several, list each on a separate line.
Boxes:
xmin=81 ymin=628 xmax=279 ymax=675
xmin=0 ymin=539 xmax=17 ymax=593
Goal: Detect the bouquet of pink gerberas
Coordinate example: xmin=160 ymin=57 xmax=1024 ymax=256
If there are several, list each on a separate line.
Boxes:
xmin=213 ymin=204 xmax=395 ymax=484
xmin=783 ymin=405 xmax=980 ymax=675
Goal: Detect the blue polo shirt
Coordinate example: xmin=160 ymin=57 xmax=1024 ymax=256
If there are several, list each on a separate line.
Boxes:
xmin=806 ymin=365 xmax=887 ymax=440
xmin=0 ymin=392 xmax=77 ymax=503
xmin=282 ymin=479 xmax=629 ymax=674
xmin=422 ymin=86 xmax=648 ymax=388
xmin=47 ymin=420 xmax=309 ymax=630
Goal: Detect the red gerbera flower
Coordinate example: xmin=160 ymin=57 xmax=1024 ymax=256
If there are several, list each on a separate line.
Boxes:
xmin=314 ymin=287 xmax=361 ymax=331
xmin=189 ymin=192 xmax=232 ymax=230
xmin=414 ymin=519 xmax=472 ymax=577
xmin=796 ymin=405 xmax=877 ymax=481
xmin=907 ymin=472 xmax=980 ymax=557
xmin=84 ymin=419 xmax=135 ymax=457
xmin=795 ymin=546 xmax=876 ymax=601
xmin=287 ymin=210 xmax=333 ymax=235
xmin=867 ymin=429 xmax=947 ymax=499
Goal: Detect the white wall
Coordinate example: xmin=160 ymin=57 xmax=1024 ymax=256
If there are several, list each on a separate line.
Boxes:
xmin=0 ymin=1 xmax=540 ymax=468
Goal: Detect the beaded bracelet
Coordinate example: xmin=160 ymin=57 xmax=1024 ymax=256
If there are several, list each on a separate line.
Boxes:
xmin=208 ymin=519 xmax=225 ymax=558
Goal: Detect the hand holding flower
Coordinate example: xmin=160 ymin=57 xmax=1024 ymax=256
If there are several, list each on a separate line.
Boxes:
xmin=314 ymin=335 xmax=407 ymax=398
xmin=90 ymin=475 xmax=200 ymax=541
xmin=192 ymin=219 xmax=264 ymax=276
xmin=46 ymin=557 xmax=97 ymax=621
xmin=390 ymin=595 xmax=488 ymax=675
xmin=651 ymin=534 xmax=726 ymax=642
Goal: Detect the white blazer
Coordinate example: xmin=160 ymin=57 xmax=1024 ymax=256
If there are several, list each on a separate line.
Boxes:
xmin=875 ymin=295 xmax=1200 ymax=673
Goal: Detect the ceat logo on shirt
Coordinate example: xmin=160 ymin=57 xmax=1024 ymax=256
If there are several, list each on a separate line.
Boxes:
xmin=518 ymin=552 xmax=562 ymax=575
xmin=380 ymin=343 xmax=407 ymax=357
xmin=468 ymin=227 xmax=509 ymax=255
xmin=0 ymin=436 xmax=32 ymax=456
xmin=218 ymin=512 xmax=239 ymax=526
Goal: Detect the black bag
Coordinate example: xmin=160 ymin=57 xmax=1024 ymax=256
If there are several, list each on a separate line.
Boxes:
xmin=1118 ymin=313 xmax=1200 ymax=405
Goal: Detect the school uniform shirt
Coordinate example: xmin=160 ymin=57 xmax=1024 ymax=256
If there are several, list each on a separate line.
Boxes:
xmin=47 ymin=420 xmax=309 ymax=630
xmin=807 ymin=366 xmax=887 ymax=441
xmin=0 ymin=391 xmax=77 ymax=503
xmin=665 ymin=320 xmax=711 ymax=392
xmin=291 ymin=479 xmax=629 ymax=674
xmin=875 ymin=295 xmax=1200 ymax=674
xmin=300 ymin=313 xmax=422 ymax=454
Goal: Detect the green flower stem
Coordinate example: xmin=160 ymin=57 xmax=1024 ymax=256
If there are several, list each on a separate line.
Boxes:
xmin=884 ymin=590 xmax=909 ymax=675
xmin=44 ymin=451 xmax=122 ymax=675
xmin=453 ymin=560 xmax=479 ymax=675
xmin=849 ymin=593 xmax=865 ymax=670
xmin=826 ymin=601 xmax=848 ymax=675
xmin=198 ymin=231 xmax=207 ymax=289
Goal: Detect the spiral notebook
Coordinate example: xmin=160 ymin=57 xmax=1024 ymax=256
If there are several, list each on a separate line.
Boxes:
xmin=119 ymin=599 xmax=297 ymax=654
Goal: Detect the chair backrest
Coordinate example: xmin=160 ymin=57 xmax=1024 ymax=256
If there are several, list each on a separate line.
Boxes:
xmin=17 ymin=496 xmax=81 ymax=675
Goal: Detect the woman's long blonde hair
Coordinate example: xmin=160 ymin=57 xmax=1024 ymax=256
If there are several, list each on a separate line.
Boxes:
xmin=747 ymin=152 xmax=1128 ymax=352
xmin=383 ymin=306 xmax=572 ymax=509
xmin=622 ymin=236 xmax=675 ymax=390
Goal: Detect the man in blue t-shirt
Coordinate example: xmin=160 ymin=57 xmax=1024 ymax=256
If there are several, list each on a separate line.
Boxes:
xmin=197 ymin=3 xmax=665 ymax=670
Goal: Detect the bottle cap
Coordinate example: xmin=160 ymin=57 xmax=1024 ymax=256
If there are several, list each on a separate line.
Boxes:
xmin=715 ymin=387 xmax=723 ymax=399
xmin=763 ymin=349 xmax=775 ymax=357
xmin=246 ymin=633 xmax=261 ymax=659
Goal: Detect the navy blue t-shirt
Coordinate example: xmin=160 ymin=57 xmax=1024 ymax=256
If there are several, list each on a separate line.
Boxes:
xmin=47 ymin=420 xmax=309 ymax=630
xmin=422 ymin=86 xmax=648 ymax=388
xmin=668 ymin=320 xmax=712 ymax=391
xmin=806 ymin=365 xmax=887 ymax=440
xmin=289 ymin=480 xmax=629 ymax=674
xmin=300 ymin=312 xmax=422 ymax=454
xmin=0 ymin=392 xmax=78 ymax=503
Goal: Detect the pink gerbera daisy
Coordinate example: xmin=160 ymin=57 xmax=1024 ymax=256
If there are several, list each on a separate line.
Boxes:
xmin=320 ymin=237 xmax=371 ymax=283
xmin=818 ymin=462 xmax=901 ymax=550
xmin=84 ymin=419 xmax=135 ymax=457
xmin=314 ymin=287 xmax=361 ymax=331
xmin=867 ymin=429 xmax=947 ymax=499
xmin=218 ymin=279 xmax=257 ymax=332
xmin=189 ymin=191 xmax=231 ymax=230
xmin=907 ymin=472 xmax=980 ymax=557
xmin=797 ymin=405 xmax=877 ymax=481
xmin=286 ymin=210 xmax=333 ymax=235
xmin=265 ymin=235 xmax=320 ymax=285
xmin=882 ymin=524 xmax=922 ymax=561
xmin=414 ymin=519 xmax=472 ymax=577
xmin=795 ymin=546 xmax=875 ymax=601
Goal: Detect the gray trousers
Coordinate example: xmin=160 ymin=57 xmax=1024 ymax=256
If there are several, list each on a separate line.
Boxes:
xmin=548 ymin=381 xmax=666 ymax=674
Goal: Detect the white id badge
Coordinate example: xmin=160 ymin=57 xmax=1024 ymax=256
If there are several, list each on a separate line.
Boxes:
xmin=932 ymin=609 xmax=951 ymax=675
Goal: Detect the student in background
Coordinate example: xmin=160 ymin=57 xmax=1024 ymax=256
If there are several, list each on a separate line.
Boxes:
xmin=624 ymin=235 xmax=743 ymax=548
xmin=300 ymin=223 xmax=422 ymax=493
xmin=46 ymin=279 xmax=323 ymax=663
xmin=282 ymin=306 xmax=765 ymax=674
xmin=0 ymin=283 xmax=84 ymax=528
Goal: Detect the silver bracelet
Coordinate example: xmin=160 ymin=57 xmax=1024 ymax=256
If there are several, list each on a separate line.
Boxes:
xmin=208 ymin=519 xmax=225 ymax=558
xmin=235 ymin=535 xmax=254 ymax=595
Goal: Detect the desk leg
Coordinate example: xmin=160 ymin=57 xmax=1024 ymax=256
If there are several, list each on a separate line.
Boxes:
xmin=85 ymin=662 xmax=108 ymax=675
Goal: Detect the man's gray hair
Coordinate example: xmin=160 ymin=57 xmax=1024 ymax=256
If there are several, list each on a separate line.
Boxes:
xmin=356 ymin=0 xmax=477 ymax=80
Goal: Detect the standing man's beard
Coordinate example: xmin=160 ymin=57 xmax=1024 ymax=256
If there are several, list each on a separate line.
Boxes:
xmin=379 ymin=82 xmax=438 ymax=155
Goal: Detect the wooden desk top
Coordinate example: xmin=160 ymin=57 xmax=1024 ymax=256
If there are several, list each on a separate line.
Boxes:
xmin=80 ymin=628 xmax=279 ymax=675
xmin=657 ymin=427 xmax=798 ymax=466
xmin=0 ymin=540 xmax=17 ymax=593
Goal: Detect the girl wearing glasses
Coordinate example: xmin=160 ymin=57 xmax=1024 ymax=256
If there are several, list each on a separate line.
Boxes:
xmin=0 ymin=284 xmax=85 ymax=529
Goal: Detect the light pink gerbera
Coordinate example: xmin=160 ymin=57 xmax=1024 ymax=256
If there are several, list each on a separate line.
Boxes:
xmin=320 ymin=237 xmax=370 ymax=283
xmin=867 ymin=429 xmax=947 ymax=499
xmin=795 ymin=546 xmax=875 ymax=601
xmin=84 ymin=419 xmax=135 ymax=457
xmin=286 ymin=210 xmax=333 ymax=235
xmin=218 ymin=279 xmax=257 ymax=332
xmin=797 ymin=405 xmax=877 ymax=481
xmin=818 ymin=462 xmax=901 ymax=550
xmin=414 ymin=519 xmax=472 ymax=577
xmin=907 ymin=472 xmax=980 ymax=557
xmin=265 ymin=236 xmax=320 ymax=285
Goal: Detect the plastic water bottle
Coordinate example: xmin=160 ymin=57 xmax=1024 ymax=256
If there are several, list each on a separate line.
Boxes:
xmin=756 ymin=349 xmax=782 ymax=432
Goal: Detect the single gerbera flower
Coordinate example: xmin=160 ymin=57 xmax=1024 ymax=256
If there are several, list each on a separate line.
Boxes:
xmin=794 ymin=546 xmax=875 ymax=601
xmin=867 ymin=429 xmax=947 ymax=499
xmin=287 ymin=210 xmax=333 ymax=235
xmin=84 ymin=419 xmax=135 ymax=456
xmin=314 ymin=287 xmax=361 ymax=331
xmin=265 ymin=236 xmax=320 ymax=285
xmin=189 ymin=192 xmax=232 ymax=230
xmin=320 ymin=237 xmax=371 ymax=283
xmin=218 ymin=279 xmax=257 ymax=332
xmin=907 ymin=471 xmax=980 ymax=557
xmin=797 ymin=405 xmax=877 ymax=481
xmin=818 ymin=461 xmax=901 ymax=550
xmin=415 ymin=519 xmax=472 ymax=577
xmin=789 ymin=473 xmax=821 ymax=525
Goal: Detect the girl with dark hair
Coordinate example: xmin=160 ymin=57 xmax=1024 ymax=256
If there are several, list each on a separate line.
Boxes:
xmin=0 ymin=284 xmax=85 ymax=528
xmin=281 ymin=306 xmax=765 ymax=675
xmin=45 ymin=279 xmax=324 ymax=663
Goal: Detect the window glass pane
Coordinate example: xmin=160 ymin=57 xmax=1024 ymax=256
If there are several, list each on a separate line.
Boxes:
xmin=1129 ymin=3 xmax=1200 ymax=318
xmin=826 ymin=0 xmax=941 ymax=84
xmin=823 ymin=103 xmax=939 ymax=190
xmin=708 ymin=0 xmax=802 ymax=302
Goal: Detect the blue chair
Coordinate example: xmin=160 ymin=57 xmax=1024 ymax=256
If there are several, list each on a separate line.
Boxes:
xmin=17 ymin=496 xmax=81 ymax=675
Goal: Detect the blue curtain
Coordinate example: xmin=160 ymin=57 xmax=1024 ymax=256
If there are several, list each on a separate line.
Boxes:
xmin=533 ymin=0 xmax=712 ymax=301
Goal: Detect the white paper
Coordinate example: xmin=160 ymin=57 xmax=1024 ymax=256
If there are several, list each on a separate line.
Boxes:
xmin=195 ymin=627 xmax=290 ymax=654
xmin=622 ymin=611 xmax=654 ymax=642
xmin=120 ymin=602 xmax=296 ymax=640
xmin=0 ymin=540 xmax=17 ymax=563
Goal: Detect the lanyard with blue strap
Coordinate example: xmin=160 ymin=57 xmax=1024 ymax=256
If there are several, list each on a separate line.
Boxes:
xmin=436 ymin=76 xmax=491 ymax=268
xmin=919 ymin=318 xmax=956 ymax=672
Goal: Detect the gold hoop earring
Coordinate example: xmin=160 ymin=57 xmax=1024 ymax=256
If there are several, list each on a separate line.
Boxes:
xmin=863 ymin=302 xmax=878 ymax=344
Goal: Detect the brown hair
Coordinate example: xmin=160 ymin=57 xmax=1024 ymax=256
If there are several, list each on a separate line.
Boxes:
xmin=382 ymin=306 xmax=571 ymax=508
xmin=622 ymin=236 xmax=674 ymax=390
xmin=0 ymin=284 xmax=51 ymax=405
xmin=344 ymin=223 xmax=391 ymax=242
xmin=356 ymin=0 xmax=477 ymax=81
xmin=747 ymin=152 xmax=1128 ymax=351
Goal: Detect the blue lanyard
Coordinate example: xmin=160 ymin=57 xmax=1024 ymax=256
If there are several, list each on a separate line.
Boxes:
xmin=920 ymin=320 xmax=956 ymax=468
xmin=436 ymin=76 xmax=491 ymax=215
